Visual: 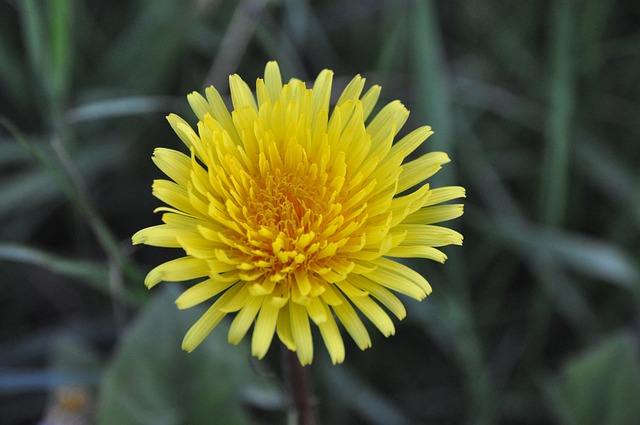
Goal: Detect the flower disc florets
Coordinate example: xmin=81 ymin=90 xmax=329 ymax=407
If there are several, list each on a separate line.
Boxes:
xmin=132 ymin=61 xmax=465 ymax=365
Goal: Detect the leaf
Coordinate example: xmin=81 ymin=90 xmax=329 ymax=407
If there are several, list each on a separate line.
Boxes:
xmin=318 ymin=360 xmax=410 ymax=425
xmin=485 ymin=214 xmax=640 ymax=290
xmin=547 ymin=331 xmax=640 ymax=425
xmin=97 ymin=285 xmax=274 ymax=425
xmin=538 ymin=0 xmax=575 ymax=226
xmin=409 ymin=0 xmax=454 ymax=161
xmin=64 ymin=96 xmax=176 ymax=124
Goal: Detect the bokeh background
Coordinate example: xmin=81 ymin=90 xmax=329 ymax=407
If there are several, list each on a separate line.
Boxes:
xmin=1 ymin=0 xmax=639 ymax=424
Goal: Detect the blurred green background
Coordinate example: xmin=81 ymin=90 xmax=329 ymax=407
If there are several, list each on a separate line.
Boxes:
xmin=1 ymin=0 xmax=639 ymax=424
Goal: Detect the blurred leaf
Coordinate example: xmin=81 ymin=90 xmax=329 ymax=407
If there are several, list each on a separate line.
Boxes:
xmin=547 ymin=331 xmax=640 ymax=425
xmin=0 ymin=137 xmax=31 ymax=165
xmin=409 ymin=0 xmax=454 ymax=159
xmin=530 ymin=253 xmax=601 ymax=345
xmin=101 ymin=0 xmax=199 ymax=92
xmin=0 ymin=370 xmax=97 ymax=395
xmin=0 ymin=318 xmax=116 ymax=369
xmin=0 ymin=21 xmax=29 ymax=111
xmin=18 ymin=0 xmax=48 ymax=90
xmin=577 ymin=136 xmax=640 ymax=228
xmin=64 ymin=96 xmax=177 ymax=124
xmin=0 ymin=243 xmax=107 ymax=286
xmin=49 ymin=333 xmax=102 ymax=374
xmin=97 ymin=285 xmax=274 ymax=425
xmin=2 ymin=335 xmax=101 ymax=425
xmin=1 ymin=117 xmax=142 ymax=283
xmin=0 ymin=169 xmax=64 ymax=218
xmin=409 ymin=290 xmax=497 ymax=425
xmin=539 ymin=0 xmax=575 ymax=226
xmin=0 ymin=243 xmax=140 ymax=304
xmin=47 ymin=0 xmax=73 ymax=104
xmin=484 ymin=215 xmax=640 ymax=291
xmin=0 ymin=117 xmax=76 ymax=202
xmin=375 ymin=4 xmax=406 ymax=74
xmin=319 ymin=363 xmax=410 ymax=425
xmin=0 ymin=334 xmax=101 ymax=394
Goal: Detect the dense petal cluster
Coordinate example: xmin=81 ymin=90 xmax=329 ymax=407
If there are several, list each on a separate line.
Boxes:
xmin=132 ymin=62 xmax=465 ymax=365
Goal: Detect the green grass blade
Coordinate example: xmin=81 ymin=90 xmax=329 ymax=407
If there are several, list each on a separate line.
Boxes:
xmin=480 ymin=214 xmax=640 ymax=291
xmin=18 ymin=0 xmax=48 ymax=83
xmin=48 ymin=0 xmax=73 ymax=104
xmin=0 ymin=243 xmax=140 ymax=305
xmin=539 ymin=0 xmax=575 ymax=226
xmin=0 ymin=243 xmax=107 ymax=286
xmin=409 ymin=0 xmax=453 ymax=159
xmin=63 ymin=96 xmax=177 ymax=124
xmin=1 ymin=117 xmax=143 ymax=285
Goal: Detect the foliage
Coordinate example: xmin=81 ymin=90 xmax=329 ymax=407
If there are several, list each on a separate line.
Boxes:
xmin=1 ymin=0 xmax=639 ymax=424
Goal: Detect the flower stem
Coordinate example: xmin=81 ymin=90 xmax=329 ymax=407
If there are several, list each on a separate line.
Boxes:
xmin=285 ymin=349 xmax=317 ymax=425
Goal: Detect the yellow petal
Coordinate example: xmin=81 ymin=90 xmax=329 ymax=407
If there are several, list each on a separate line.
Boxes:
xmin=336 ymin=74 xmax=365 ymax=107
xmin=387 ymin=183 xmax=432 ymax=226
xmin=205 ymin=85 xmax=241 ymax=144
xmin=187 ymin=91 xmax=212 ymax=121
xmin=152 ymin=179 xmax=200 ymax=218
xmin=348 ymin=275 xmax=406 ymax=320
xmin=360 ymin=84 xmax=381 ymax=121
xmin=152 ymin=148 xmax=192 ymax=186
xmin=390 ymin=126 xmax=435 ymax=165
xmin=229 ymin=74 xmax=257 ymax=112
xmin=218 ymin=282 xmax=250 ymax=313
xmin=424 ymin=186 xmax=467 ymax=206
xmin=306 ymin=296 xmax=327 ymax=325
xmin=251 ymin=299 xmax=280 ymax=359
xmin=228 ymin=295 xmax=264 ymax=345
xmin=366 ymin=100 xmax=408 ymax=158
xmin=166 ymin=114 xmax=197 ymax=150
xmin=394 ymin=224 xmax=464 ymax=247
xmin=402 ymin=204 xmax=465 ymax=225
xmin=385 ymin=245 xmax=448 ymax=263
xmin=144 ymin=256 xmax=209 ymax=288
xmin=312 ymin=69 xmax=333 ymax=118
xmin=264 ymin=61 xmax=283 ymax=104
xmin=358 ymin=259 xmax=428 ymax=300
xmin=175 ymin=234 xmax=226 ymax=259
xmin=175 ymin=279 xmax=238 ymax=309
xmin=276 ymin=303 xmax=296 ymax=350
xmin=396 ymin=151 xmax=448 ymax=194
xmin=336 ymin=280 xmax=369 ymax=298
xmin=348 ymin=295 xmax=395 ymax=337
xmin=318 ymin=304 xmax=345 ymax=364
xmin=182 ymin=303 xmax=227 ymax=352
xmin=132 ymin=225 xmax=180 ymax=248
xmin=332 ymin=291 xmax=371 ymax=350
xmin=290 ymin=302 xmax=313 ymax=365
xmin=181 ymin=283 xmax=243 ymax=352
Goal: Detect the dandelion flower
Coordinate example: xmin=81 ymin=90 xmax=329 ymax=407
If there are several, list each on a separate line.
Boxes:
xmin=132 ymin=62 xmax=465 ymax=365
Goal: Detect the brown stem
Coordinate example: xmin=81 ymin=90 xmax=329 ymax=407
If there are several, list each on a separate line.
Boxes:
xmin=285 ymin=349 xmax=317 ymax=425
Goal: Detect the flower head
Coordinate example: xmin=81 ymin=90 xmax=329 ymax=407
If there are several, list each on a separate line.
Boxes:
xmin=132 ymin=62 xmax=464 ymax=365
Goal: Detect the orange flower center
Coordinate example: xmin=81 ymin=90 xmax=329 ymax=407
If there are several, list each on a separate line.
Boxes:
xmin=248 ymin=169 xmax=325 ymax=234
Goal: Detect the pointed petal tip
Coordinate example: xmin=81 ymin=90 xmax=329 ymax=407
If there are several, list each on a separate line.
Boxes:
xmin=330 ymin=355 xmax=345 ymax=365
xmin=265 ymin=60 xmax=279 ymax=70
xmin=131 ymin=230 xmax=144 ymax=245
xmin=143 ymin=269 xmax=161 ymax=289
xmin=181 ymin=339 xmax=195 ymax=353
xmin=297 ymin=352 xmax=313 ymax=366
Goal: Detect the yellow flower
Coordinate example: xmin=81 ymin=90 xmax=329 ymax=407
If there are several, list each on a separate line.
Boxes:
xmin=132 ymin=62 xmax=465 ymax=365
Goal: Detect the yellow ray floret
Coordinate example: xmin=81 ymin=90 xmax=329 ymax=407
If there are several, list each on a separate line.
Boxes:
xmin=132 ymin=61 xmax=465 ymax=365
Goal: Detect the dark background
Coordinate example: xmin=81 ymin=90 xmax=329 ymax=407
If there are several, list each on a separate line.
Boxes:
xmin=1 ymin=0 xmax=639 ymax=424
